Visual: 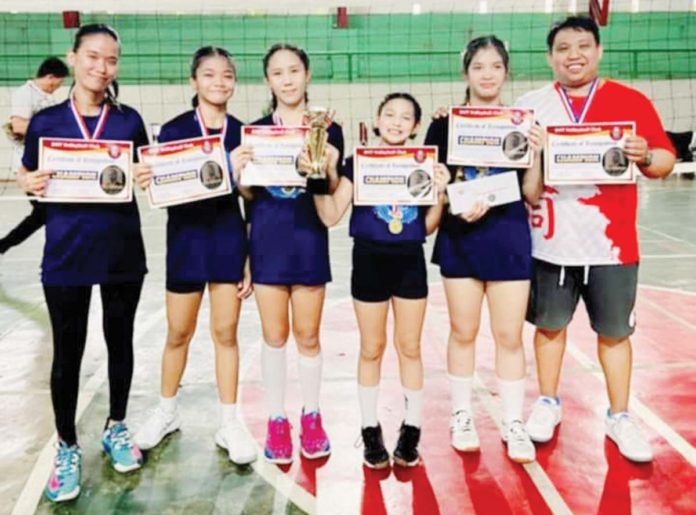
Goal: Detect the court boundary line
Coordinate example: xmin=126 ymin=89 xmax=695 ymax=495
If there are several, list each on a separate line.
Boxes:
xmin=564 ymin=342 xmax=696 ymax=468
xmin=472 ymin=376 xmax=573 ymax=515
xmin=638 ymin=224 xmax=696 ymax=247
xmin=11 ymin=304 xmax=167 ymax=515
xmin=236 ymin=293 xmax=354 ymax=515
xmin=639 ymin=284 xmax=696 ymax=297
xmin=428 ymin=303 xmax=573 ymax=515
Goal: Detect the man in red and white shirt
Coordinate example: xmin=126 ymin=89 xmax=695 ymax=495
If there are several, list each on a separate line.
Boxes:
xmin=515 ymin=16 xmax=675 ymax=462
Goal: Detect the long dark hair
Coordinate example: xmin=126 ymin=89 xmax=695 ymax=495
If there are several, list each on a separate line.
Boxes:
xmin=372 ymin=92 xmax=422 ymax=139
xmin=461 ymin=35 xmax=509 ymax=104
xmin=71 ymin=23 xmax=121 ymax=108
xmin=263 ymin=43 xmax=310 ymax=111
xmin=189 ymin=46 xmax=237 ymax=108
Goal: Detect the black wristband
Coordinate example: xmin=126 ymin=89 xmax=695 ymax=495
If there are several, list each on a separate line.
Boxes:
xmin=307 ymin=177 xmax=330 ymax=195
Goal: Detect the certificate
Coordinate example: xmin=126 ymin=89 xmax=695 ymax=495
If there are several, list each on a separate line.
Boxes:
xmin=38 ymin=137 xmax=133 ymax=203
xmin=353 ymin=146 xmax=438 ymax=206
xmin=240 ymin=126 xmax=308 ymax=187
xmin=138 ymin=135 xmax=232 ymax=209
xmin=447 ymin=106 xmax=534 ymax=168
xmin=447 ymin=171 xmax=521 ymax=215
xmin=545 ymin=122 xmax=636 ymax=185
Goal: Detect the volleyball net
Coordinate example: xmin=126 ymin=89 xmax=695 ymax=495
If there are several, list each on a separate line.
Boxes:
xmin=0 ymin=0 xmax=694 ymax=197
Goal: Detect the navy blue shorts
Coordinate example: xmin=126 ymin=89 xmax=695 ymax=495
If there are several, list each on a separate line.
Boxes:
xmin=166 ymin=280 xmax=236 ymax=294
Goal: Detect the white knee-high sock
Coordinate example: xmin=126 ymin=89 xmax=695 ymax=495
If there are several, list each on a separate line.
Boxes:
xmin=403 ymin=387 xmax=423 ymax=427
xmin=449 ymin=374 xmax=473 ymax=415
xmin=497 ymin=376 xmax=526 ymax=429
xmin=262 ymin=342 xmax=287 ymax=418
xmin=358 ymin=384 xmax=379 ymax=428
xmin=298 ymin=352 xmax=323 ymax=413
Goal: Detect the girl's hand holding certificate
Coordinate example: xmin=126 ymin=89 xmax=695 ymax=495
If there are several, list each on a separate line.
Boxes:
xmin=18 ymin=168 xmax=52 ymax=197
xmin=230 ymin=144 xmax=253 ymax=184
xmin=134 ymin=162 xmax=153 ymax=190
xmin=528 ymin=125 xmax=545 ymax=154
xmin=433 ymin=163 xmax=451 ymax=195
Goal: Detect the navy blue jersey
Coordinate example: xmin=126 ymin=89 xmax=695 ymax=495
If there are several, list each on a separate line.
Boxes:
xmin=159 ymin=110 xmax=247 ymax=284
xmin=340 ymin=156 xmax=427 ymax=249
xmin=247 ymin=113 xmax=344 ymax=285
xmin=22 ymin=100 xmax=148 ymax=286
xmin=424 ymin=116 xmax=531 ymax=280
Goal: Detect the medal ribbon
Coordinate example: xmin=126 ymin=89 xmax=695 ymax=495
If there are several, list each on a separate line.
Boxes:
xmin=195 ymin=106 xmax=228 ymax=141
xmin=555 ymin=78 xmax=598 ymax=124
xmin=70 ymin=95 xmax=110 ymax=139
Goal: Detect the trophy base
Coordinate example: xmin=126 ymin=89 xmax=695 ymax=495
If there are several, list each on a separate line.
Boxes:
xmin=307 ymin=177 xmax=329 ymax=195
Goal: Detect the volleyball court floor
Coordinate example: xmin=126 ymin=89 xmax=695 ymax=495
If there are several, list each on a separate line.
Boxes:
xmin=2 ymin=176 xmax=696 ymax=515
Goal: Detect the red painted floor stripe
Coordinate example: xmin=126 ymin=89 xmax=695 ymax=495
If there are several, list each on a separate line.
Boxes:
xmin=240 ymin=284 xmax=696 ymax=514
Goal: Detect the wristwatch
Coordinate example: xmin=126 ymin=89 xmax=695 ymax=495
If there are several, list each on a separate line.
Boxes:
xmin=640 ymin=150 xmax=653 ymax=167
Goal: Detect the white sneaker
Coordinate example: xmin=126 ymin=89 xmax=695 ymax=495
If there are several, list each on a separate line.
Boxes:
xmin=134 ymin=407 xmax=181 ymax=450
xmin=215 ymin=421 xmax=258 ymax=465
xmin=605 ymin=412 xmax=653 ymax=463
xmin=503 ymin=420 xmax=536 ymax=463
xmin=450 ymin=410 xmax=480 ymax=452
xmin=526 ymin=396 xmax=561 ymax=443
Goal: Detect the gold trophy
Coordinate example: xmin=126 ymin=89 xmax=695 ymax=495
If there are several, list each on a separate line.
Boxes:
xmin=302 ymin=107 xmax=334 ymax=193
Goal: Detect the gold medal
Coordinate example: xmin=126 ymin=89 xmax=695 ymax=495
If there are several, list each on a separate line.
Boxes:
xmin=388 ymin=219 xmax=403 ymax=234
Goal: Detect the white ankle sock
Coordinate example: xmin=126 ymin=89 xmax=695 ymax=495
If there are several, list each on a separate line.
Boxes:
xmin=448 ymin=374 xmax=473 ymax=415
xmin=298 ymin=352 xmax=323 ymax=413
xmin=498 ymin=376 xmax=526 ymax=429
xmin=358 ymin=384 xmax=379 ymax=428
xmin=403 ymin=387 xmax=423 ymax=427
xmin=219 ymin=402 xmax=238 ymax=426
xmin=159 ymin=394 xmax=177 ymax=415
xmin=262 ymin=342 xmax=287 ymax=418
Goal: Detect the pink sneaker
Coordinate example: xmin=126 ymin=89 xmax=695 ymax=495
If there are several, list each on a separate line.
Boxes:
xmin=300 ymin=410 xmax=331 ymax=459
xmin=264 ymin=417 xmax=293 ymax=464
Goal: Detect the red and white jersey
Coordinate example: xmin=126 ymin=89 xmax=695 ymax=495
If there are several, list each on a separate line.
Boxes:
xmin=515 ymin=80 xmax=675 ymax=266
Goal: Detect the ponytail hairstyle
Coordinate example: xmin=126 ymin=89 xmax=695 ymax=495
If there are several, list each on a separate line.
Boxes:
xmin=262 ymin=43 xmax=310 ymax=112
xmin=189 ymin=46 xmax=237 ymax=108
xmin=372 ymin=92 xmax=422 ymax=140
xmin=71 ymin=23 xmax=122 ymax=109
xmin=461 ymin=35 xmax=509 ymax=104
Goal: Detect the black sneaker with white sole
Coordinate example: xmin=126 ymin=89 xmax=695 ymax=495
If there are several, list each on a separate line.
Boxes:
xmin=361 ymin=425 xmax=390 ymax=469
xmin=393 ymin=423 xmax=420 ymax=467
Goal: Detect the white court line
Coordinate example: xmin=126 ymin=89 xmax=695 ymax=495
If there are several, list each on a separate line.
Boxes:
xmin=429 ymin=305 xmax=572 ymax=515
xmin=564 ymin=342 xmax=696 ymax=468
xmin=639 ymin=295 xmax=696 ymax=331
xmin=235 ymin=294 xmax=353 ymax=515
xmin=11 ymin=304 xmax=167 ymax=515
xmin=638 ymin=224 xmax=696 ymax=247
xmin=639 ymin=284 xmax=696 ymax=297
xmin=12 ymin=220 xmax=349 ymax=515
xmin=473 ymin=377 xmax=573 ymax=515
xmin=641 ymin=254 xmax=696 ymax=259
xmin=236 ymin=344 xmax=316 ymax=514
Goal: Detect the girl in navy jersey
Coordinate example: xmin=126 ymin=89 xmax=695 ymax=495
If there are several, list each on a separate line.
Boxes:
xmin=312 ymin=93 xmax=450 ymax=468
xmin=133 ymin=47 xmax=256 ymax=465
xmin=231 ymin=43 xmax=344 ymax=464
xmin=424 ymin=36 xmax=543 ymax=463
xmin=17 ymin=24 xmax=147 ymax=502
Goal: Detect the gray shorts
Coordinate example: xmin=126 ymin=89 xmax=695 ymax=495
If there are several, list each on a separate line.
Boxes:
xmin=526 ymin=259 xmax=638 ymax=339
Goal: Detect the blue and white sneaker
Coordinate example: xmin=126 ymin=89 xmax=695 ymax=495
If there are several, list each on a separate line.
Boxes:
xmin=45 ymin=440 xmax=81 ymax=503
xmin=102 ymin=422 xmax=144 ymax=473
